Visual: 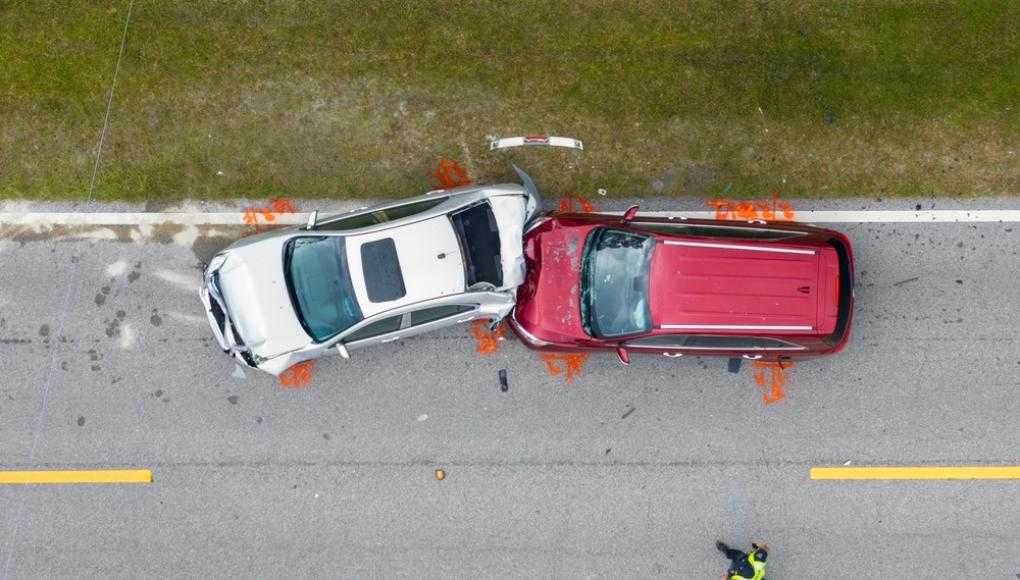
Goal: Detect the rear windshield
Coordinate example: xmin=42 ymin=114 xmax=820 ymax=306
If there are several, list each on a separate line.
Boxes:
xmin=284 ymin=236 xmax=363 ymax=342
xmin=580 ymin=228 xmax=655 ymax=338
xmin=450 ymin=202 xmax=503 ymax=287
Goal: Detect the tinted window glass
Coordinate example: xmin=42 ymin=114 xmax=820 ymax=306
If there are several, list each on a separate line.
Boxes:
xmin=284 ymin=237 xmax=363 ymax=342
xmin=580 ymin=228 xmax=655 ymax=338
xmin=318 ymin=198 xmax=447 ymax=231
xmin=344 ymin=315 xmax=403 ymax=342
xmin=625 ymin=335 xmax=689 ymax=348
xmin=383 ymin=197 xmax=446 ymax=220
xmin=319 ymin=210 xmax=385 ymax=231
xmin=407 ymin=304 xmax=474 ymax=327
xmin=360 ymin=238 xmax=406 ymax=303
xmin=450 ymin=202 xmax=502 ymax=287
xmin=639 ymin=223 xmax=805 ymax=240
xmin=684 ymin=335 xmax=804 ymax=349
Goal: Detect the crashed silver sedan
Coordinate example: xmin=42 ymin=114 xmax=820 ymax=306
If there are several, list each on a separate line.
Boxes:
xmin=200 ymin=167 xmax=542 ymax=376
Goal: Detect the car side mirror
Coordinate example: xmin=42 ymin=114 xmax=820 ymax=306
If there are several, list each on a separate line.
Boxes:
xmin=335 ymin=342 xmax=350 ymax=359
xmin=616 ymin=346 xmax=631 ymax=366
xmin=305 ymin=210 xmax=318 ymax=230
xmin=622 ymin=205 xmax=639 ymax=222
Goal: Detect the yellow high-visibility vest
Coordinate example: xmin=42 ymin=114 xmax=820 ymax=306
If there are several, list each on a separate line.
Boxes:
xmin=728 ymin=552 xmax=766 ymax=580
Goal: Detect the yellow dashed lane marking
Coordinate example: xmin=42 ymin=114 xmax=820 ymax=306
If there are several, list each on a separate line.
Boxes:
xmin=811 ymin=466 xmax=1020 ymax=480
xmin=0 ymin=469 xmax=152 ymax=484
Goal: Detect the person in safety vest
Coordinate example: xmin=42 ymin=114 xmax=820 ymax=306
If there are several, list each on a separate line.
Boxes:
xmin=716 ymin=540 xmax=767 ymax=579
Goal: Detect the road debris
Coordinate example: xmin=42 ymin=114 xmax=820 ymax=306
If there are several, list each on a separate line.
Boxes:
xmin=498 ymin=369 xmax=509 ymax=392
xmin=434 ymin=469 xmax=446 ymax=481
xmin=727 ymin=358 xmax=743 ymax=374
xmin=621 ymin=406 xmax=635 ymax=420
xmin=489 ymin=135 xmax=583 ymax=151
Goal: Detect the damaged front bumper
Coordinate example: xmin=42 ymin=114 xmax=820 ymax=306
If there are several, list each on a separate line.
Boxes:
xmin=199 ymin=254 xmax=259 ymax=368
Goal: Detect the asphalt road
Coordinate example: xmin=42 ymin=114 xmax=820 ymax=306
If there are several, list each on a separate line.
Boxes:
xmin=0 ymin=208 xmax=1018 ymax=578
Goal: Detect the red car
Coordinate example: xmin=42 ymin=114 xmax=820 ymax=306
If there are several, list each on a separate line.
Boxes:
xmin=509 ymin=207 xmax=854 ymax=365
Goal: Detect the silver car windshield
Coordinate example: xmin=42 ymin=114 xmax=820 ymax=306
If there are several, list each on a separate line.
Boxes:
xmin=284 ymin=236 xmax=364 ymax=342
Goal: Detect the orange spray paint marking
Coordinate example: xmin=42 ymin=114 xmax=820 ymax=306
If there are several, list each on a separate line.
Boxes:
xmin=432 ymin=157 xmax=472 ymax=188
xmin=471 ymin=320 xmax=506 ymax=355
xmin=706 ymin=193 xmax=795 ymax=222
xmin=752 ymin=360 xmax=792 ymax=405
xmin=539 ymin=352 xmax=589 ymax=383
xmin=278 ymin=360 xmax=314 ymax=389
xmin=555 ymin=195 xmax=596 ymax=213
xmin=243 ymin=197 xmax=297 ymax=233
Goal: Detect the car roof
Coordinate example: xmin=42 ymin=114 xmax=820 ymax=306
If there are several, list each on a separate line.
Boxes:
xmin=345 ymin=215 xmax=468 ymax=319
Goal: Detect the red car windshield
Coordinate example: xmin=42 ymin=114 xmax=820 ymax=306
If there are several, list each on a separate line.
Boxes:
xmin=579 ymin=228 xmax=655 ymax=338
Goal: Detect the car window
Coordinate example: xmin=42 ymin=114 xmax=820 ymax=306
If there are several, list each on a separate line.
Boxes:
xmin=683 ymin=335 xmax=805 ymax=350
xmin=450 ymin=202 xmax=502 ymax=287
xmin=406 ymin=304 xmax=474 ymax=327
xmin=360 ymin=238 xmax=406 ymax=303
xmin=638 ymin=223 xmax=805 ymax=240
xmin=343 ymin=315 xmax=403 ymax=342
xmin=284 ymin=236 xmax=363 ymax=342
xmin=625 ymin=335 xmax=689 ymax=348
xmin=580 ymin=228 xmax=655 ymax=338
xmin=317 ymin=198 xmax=447 ymax=231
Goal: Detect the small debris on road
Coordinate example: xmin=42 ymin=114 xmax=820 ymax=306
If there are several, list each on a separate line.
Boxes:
xmin=434 ymin=469 xmax=446 ymax=481
xmin=621 ymin=406 xmax=635 ymax=420
xmin=892 ymin=276 xmax=920 ymax=287
xmin=417 ymin=414 xmax=428 ymax=422
xmin=498 ymin=369 xmax=508 ymax=392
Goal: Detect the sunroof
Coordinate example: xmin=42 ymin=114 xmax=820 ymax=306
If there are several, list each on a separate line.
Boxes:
xmin=360 ymin=238 xmax=406 ymax=303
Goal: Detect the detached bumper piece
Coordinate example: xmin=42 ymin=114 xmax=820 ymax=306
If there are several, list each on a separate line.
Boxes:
xmin=489 ymin=135 xmax=583 ymax=151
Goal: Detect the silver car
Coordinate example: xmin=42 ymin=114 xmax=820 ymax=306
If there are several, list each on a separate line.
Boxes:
xmin=200 ymin=166 xmax=542 ymax=376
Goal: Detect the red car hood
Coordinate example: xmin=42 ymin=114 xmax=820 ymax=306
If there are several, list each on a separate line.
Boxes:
xmin=649 ymin=240 xmax=840 ymax=335
xmin=513 ymin=222 xmax=598 ymax=343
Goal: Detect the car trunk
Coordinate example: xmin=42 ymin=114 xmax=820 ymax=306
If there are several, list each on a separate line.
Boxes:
xmin=648 ymin=240 xmax=840 ymax=335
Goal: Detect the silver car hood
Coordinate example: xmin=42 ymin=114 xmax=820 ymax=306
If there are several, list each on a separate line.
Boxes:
xmin=489 ymin=194 xmax=527 ymax=290
xmin=215 ymin=237 xmax=310 ymax=359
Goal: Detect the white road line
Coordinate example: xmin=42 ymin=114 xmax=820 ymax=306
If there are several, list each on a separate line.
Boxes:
xmin=2 ymin=209 xmax=1020 ymax=226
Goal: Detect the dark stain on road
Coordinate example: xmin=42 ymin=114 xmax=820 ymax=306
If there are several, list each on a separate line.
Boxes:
xmin=91 ymin=364 xmax=101 ymax=371
xmin=105 ymin=318 xmax=121 ymax=338
xmin=128 ymin=261 xmax=142 ymax=283
xmin=323 ymin=433 xmax=331 ymax=440
xmin=227 ymin=395 xmax=239 ymax=405
xmin=191 ymin=235 xmax=235 ymax=270
xmin=77 ymin=416 xmax=85 ymax=427
xmin=60 ymin=361 xmax=69 ymax=371
xmin=150 ymin=309 xmax=162 ymax=327
xmin=39 ymin=324 xmax=50 ymax=337
xmin=95 ymin=285 xmax=111 ymax=306
xmin=87 ymin=349 xmax=100 ymax=362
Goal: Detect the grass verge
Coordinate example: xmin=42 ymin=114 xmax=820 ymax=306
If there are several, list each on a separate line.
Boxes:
xmin=1 ymin=0 xmax=1017 ymax=201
